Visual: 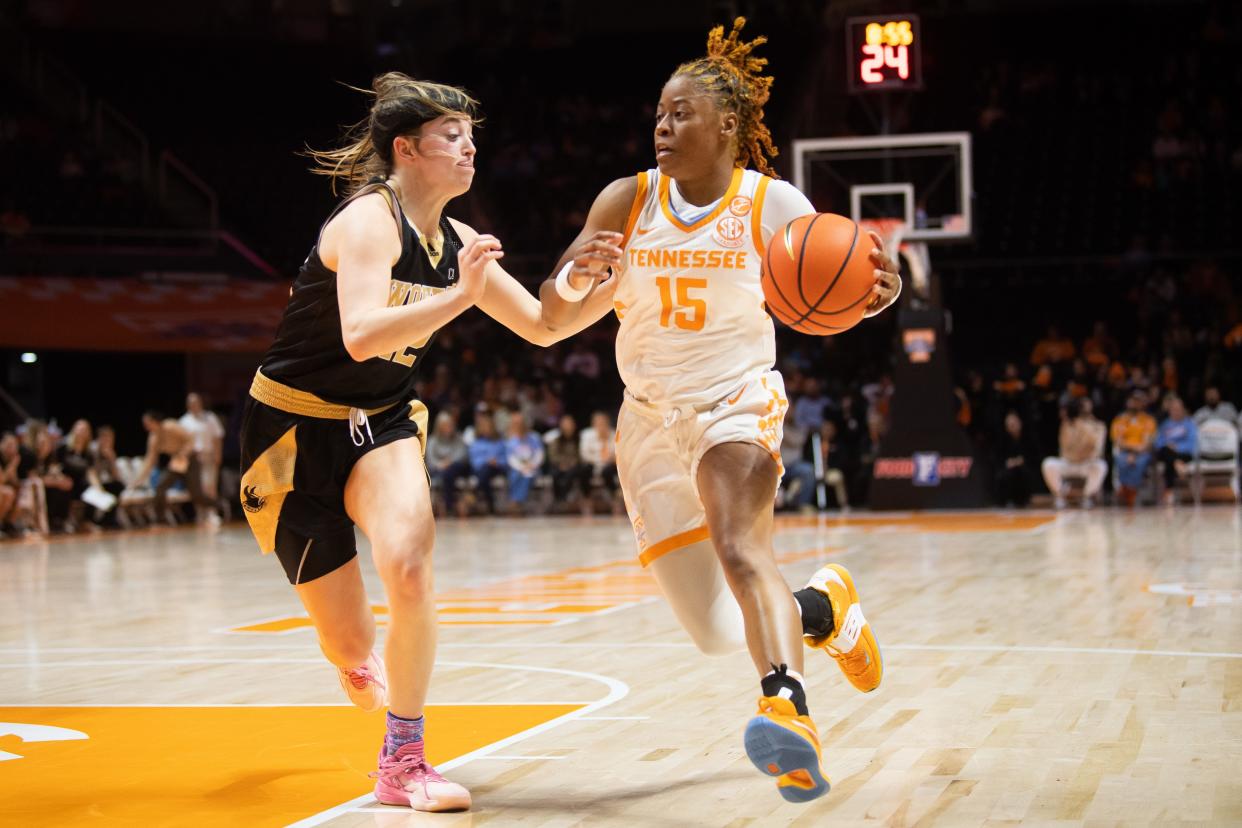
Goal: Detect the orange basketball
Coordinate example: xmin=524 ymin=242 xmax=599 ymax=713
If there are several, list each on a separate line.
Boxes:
xmin=761 ymin=213 xmax=875 ymax=336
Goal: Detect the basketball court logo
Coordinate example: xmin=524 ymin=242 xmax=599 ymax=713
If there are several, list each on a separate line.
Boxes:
xmin=728 ymin=196 xmax=752 ymax=217
xmin=714 ymin=215 xmax=746 ymax=248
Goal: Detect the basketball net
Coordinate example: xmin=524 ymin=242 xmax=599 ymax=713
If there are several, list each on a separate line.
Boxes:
xmin=858 ymin=217 xmax=931 ymax=302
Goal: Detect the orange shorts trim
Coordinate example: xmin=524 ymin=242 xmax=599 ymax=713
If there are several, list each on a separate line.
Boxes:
xmin=638 ymin=524 xmax=711 ymax=568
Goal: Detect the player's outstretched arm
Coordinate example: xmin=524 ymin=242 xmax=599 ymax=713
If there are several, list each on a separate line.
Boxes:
xmin=331 ymin=194 xmax=500 ymax=362
xmin=454 ymin=216 xmax=622 ymax=347
xmin=539 ymin=176 xmax=636 ymax=331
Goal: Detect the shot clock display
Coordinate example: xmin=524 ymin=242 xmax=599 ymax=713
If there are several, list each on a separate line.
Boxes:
xmin=846 ymin=15 xmax=923 ymax=92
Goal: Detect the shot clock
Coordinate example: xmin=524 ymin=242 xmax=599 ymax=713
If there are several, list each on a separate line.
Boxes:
xmin=846 ymin=15 xmax=923 ymax=92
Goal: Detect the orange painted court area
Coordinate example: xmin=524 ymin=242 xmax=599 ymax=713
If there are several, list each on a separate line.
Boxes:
xmin=0 ymin=704 xmax=579 ymax=827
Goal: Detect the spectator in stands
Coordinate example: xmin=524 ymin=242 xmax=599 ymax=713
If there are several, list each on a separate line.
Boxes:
xmin=861 ymin=374 xmax=894 ymax=436
xmin=1040 ymin=398 xmax=1107 ymax=509
xmin=426 ymin=412 xmax=470 ymax=517
xmin=1029 ymin=324 xmax=1076 ymax=367
xmin=88 ymin=425 xmax=126 ymax=527
xmin=131 ymin=411 xmax=215 ymax=525
xmin=1060 ymin=359 xmax=1096 ymax=409
xmin=180 ymin=393 xmax=224 ymax=513
xmin=1194 ymin=386 xmax=1237 ymax=425
xmin=0 ymin=431 xmax=44 ymax=535
xmin=1160 ymin=356 xmax=1179 ymax=395
xmin=20 ymin=418 xmax=48 ymax=457
xmin=504 ymin=414 xmax=545 ymax=513
xmin=808 ymin=420 xmax=850 ymax=510
xmin=1081 ymin=321 xmax=1118 ymax=369
xmin=579 ymin=411 xmax=620 ymax=514
xmin=993 ymin=362 xmax=1027 ymax=401
xmin=34 ymin=429 xmax=74 ymax=531
xmin=544 ymin=414 xmax=591 ymax=510
xmin=994 ymin=410 xmax=1037 ymax=507
xmin=0 ymin=433 xmax=19 ymax=533
xmin=777 ymin=421 xmax=814 ymax=512
xmin=563 ymin=341 xmax=601 ymax=380
xmin=1155 ymin=397 xmax=1198 ymax=505
xmin=57 ymin=419 xmax=95 ymax=530
xmin=792 ymin=377 xmax=831 ymax=433
xmin=467 ymin=410 xmax=507 ymax=515
xmin=1111 ymin=390 xmax=1158 ymax=507
xmin=1100 ymin=361 xmax=1130 ymax=424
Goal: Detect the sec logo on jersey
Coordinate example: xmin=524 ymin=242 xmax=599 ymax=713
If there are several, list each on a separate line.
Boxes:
xmin=714 ymin=215 xmax=746 ymax=248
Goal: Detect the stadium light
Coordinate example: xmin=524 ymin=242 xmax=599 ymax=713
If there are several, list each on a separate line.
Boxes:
xmin=20 ymin=352 xmax=37 ymax=364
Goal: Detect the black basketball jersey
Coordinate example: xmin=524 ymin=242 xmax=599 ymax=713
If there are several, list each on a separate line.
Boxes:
xmin=260 ymin=182 xmax=462 ymax=410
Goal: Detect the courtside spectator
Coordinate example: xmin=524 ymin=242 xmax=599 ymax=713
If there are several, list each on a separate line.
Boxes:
xmin=778 ymin=422 xmax=814 ymax=511
xmin=808 ymin=420 xmax=850 ymax=510
xmin=1040 ymin=399 xmax=1107 ymax=508
xmin=1155 ymin=397 xmax=1198 ymax=505
xmin=792 ymin=377 xmax=831 ymax=433
xmin=180 ymin=393 xmax=225 ymax=512
xmin=35 ymin=430 xmax=74 ymax=531
xmin=58 ymin=420 xmax=95 ymax=530
xmin=88 ymin=425 xmax=126 ymax=527
xmin=131 ymin=411 xmax=215 ymax=525
xmin=1194 ymin=387 xmax=1237 ymax=425
xmin=994 ymin=410 xmax=1038 ymax=507
xmin=1 ymin=432 xmax=45 ymax=535
xmin=504 ymin=415 xmax=545 ymax=513
xmin=467 ymin=410 xmax=507 ymax=515
xmin=426 ymin=412 xmax=470 ymax=517
xmin=1111 ymin=391 xmax=1158 ymax=507
xmin=0 ymin=434 xmax=21 ymax=532
xmin=544 ymin=414 xmax=591 ymax=510
xmin=579 ymin=411 xmax=620 ymax=514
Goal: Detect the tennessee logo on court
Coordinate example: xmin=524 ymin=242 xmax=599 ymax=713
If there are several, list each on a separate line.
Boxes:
xmin=728 ymin=196 xmax=752 ymax=217
xmin=714 ymin=215 xmax=746 ymax=248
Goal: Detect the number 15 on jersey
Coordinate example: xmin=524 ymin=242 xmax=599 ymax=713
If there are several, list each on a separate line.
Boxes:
xmin=656 ymin=275 xmax=707 ymax=331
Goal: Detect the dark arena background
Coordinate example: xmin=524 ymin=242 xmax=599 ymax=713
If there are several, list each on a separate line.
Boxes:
xmin=1 ymin=1 xmax=1240 ymax=826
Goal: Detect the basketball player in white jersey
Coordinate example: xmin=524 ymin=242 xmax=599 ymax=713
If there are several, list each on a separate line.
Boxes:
xmin=539 ymin=19 xmax=901 ymax=802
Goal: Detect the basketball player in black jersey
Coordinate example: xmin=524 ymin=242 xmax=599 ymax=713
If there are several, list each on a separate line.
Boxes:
xmin=239 ymin=73 xmax=621 ymax=812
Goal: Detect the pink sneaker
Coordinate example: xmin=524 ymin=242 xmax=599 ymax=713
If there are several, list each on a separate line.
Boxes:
xmin=338 ymin=652 xmax=387 ymax=713
xmin=371 ymin=743 xmax=471 ymax=811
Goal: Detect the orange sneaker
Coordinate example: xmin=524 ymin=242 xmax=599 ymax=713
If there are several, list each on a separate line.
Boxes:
xmin=803 ymin=563 xmax=883 ymax=693
xmin=743 ymin=696 xmax=830 ymax=803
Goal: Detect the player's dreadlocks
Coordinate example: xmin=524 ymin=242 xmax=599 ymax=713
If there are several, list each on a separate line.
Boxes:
xmin=672 ymin=17 xmax=778 ymax=177
xmin=306 ymin=72 xmax=481 ymax=196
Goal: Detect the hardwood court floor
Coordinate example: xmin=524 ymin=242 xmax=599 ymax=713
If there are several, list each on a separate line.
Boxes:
xmin=1 ymin=508 xmax=1240 ymax=826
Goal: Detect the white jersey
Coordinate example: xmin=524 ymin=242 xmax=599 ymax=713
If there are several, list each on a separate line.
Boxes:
xmin=613 ymin=167 xmax=814 ymax=409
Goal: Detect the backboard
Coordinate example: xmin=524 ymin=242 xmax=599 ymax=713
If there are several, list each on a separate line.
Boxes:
xmin=791 ymin=132 xmax=972 ymax=244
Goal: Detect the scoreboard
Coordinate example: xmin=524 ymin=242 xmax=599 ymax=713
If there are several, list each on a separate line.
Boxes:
xmin=846 ymin=15 xmax=923 ymax=92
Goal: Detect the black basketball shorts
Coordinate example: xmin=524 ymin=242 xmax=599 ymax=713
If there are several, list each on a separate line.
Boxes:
xmin=238 ymin=396 xmax=428 ymax=585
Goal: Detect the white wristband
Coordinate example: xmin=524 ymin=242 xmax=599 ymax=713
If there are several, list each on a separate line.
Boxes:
xmin=554 ymin=260 xmax=592 ymax=302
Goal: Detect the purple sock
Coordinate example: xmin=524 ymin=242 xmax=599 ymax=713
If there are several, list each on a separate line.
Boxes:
xmin=384 ymin=712 xmax=425 ymax=756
